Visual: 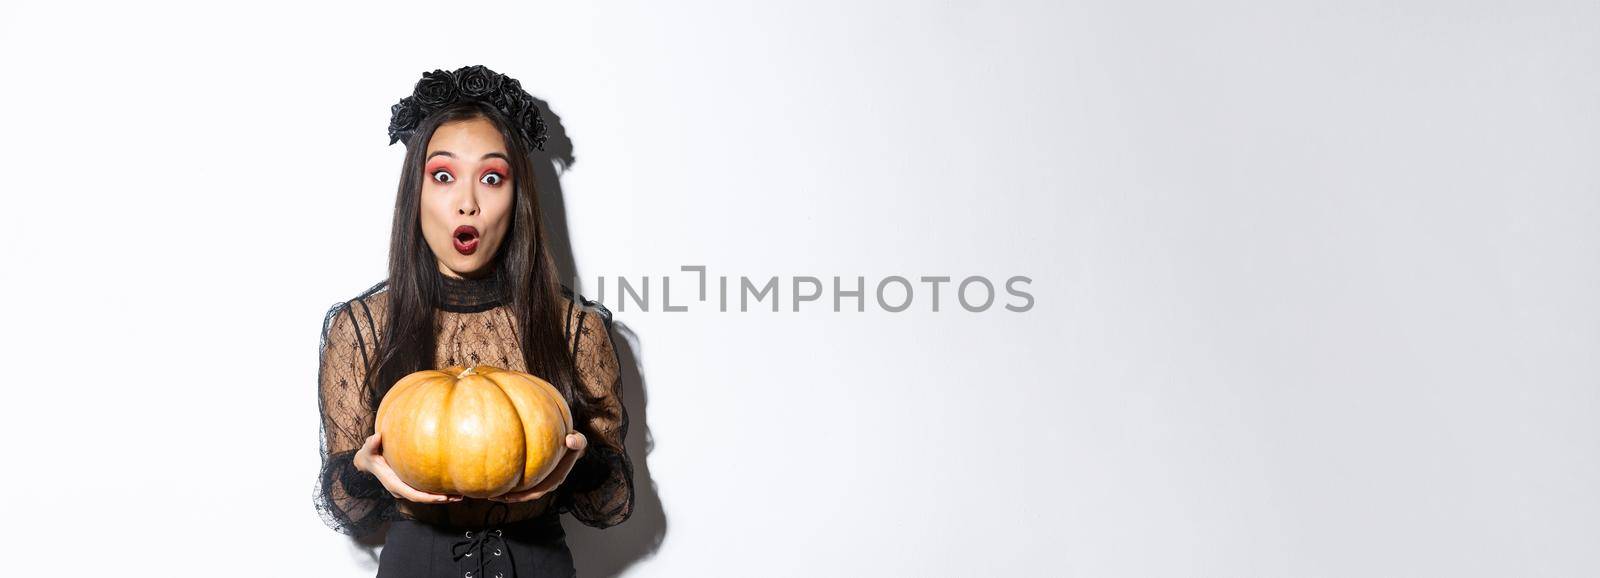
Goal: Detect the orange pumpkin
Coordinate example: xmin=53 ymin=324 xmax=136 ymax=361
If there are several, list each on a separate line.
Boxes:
xmin=375 ymin=365 xmax=574 ymax=498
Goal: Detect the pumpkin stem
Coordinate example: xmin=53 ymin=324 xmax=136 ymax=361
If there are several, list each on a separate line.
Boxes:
xmin=458 ymin=366 xmax=478 ymax=379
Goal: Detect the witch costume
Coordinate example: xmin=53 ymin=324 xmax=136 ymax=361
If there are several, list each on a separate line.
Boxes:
xmin=316 ymin=275 xmax=633 ymax=577
xmin=313 ymin=66 xmax=634 ymax=578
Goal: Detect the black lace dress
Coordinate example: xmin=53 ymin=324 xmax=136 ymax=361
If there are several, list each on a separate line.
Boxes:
xmin=315 ymin=274 xmax=634 ymax=578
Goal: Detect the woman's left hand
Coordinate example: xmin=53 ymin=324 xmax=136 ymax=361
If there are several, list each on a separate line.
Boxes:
xmin=490 ymin=432 xmax=588 ymax=503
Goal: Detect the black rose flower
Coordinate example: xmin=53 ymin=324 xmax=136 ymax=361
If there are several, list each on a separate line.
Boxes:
xmin=515 ymin=105 xmax=547 ymax=150
xmin=455 ymin=65 xmax=502 ymax=98
xmin=515 ymin=93 xmax=538 ymax=124
xmin=492 ymin=88 xmax=520 ymax=118
xmin=413 ymin=69 xmax=458 ymax=107
xmin=387 ymin=97 xmax=422 ymax=145
xmin=387 ymin=65 xmax=548 ymax=150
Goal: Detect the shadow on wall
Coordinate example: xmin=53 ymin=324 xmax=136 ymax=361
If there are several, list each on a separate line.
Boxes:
xmin=340 ymin=96 xmax=667 ymax=575
xmin=565 ymin=321 xmax=667 ymax=576
xmin=533 ymin=98 xmax=670 ymax=576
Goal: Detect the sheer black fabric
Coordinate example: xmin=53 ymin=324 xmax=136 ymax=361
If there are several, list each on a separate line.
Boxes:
xmin=315 ymin=275 xmax=634 ymax=539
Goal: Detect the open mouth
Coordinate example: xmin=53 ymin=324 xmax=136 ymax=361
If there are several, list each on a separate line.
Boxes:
xmin=452 ymin=225 xmax=480 ymax=255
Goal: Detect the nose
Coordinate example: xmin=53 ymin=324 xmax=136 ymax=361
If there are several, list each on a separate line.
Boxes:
xmin=456 ymin=189 xmax=480 ymax=216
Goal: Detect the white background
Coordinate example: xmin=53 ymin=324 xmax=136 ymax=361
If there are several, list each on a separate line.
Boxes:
xmin=1 ymin=1 xmax=1596 ymax=576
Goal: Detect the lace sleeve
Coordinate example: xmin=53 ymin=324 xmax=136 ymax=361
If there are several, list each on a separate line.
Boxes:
xmin=314 ymin=298 xmax=394 ymax=537
xmin=556 ymin=297 xmax=636 ymax=529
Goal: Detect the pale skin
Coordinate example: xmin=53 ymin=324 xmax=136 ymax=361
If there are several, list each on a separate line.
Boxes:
xmin=353 ymin=116 xmax=588 ymax=505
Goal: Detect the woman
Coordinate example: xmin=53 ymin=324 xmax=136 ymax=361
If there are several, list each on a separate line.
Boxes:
xmin=315 ymin=65 xmax=634 ymax=578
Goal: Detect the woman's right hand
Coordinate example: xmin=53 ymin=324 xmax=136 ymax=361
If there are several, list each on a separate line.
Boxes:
xmin=355 ymin=431 xmax=464 ymax=504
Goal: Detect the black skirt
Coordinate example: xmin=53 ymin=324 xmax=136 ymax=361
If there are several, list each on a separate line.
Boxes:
xmin=377 ymin=508 xmax=576 ymax=578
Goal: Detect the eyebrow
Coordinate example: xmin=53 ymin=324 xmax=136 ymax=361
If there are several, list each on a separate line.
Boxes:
xmin=426 ymin=151 xmax=510 ymax=162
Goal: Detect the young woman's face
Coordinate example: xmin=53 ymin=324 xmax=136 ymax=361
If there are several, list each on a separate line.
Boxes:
xmin=419 ymin=117 xmax=515 ymax=279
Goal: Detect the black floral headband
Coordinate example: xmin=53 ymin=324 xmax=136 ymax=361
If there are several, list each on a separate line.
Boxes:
xmin=386 ymin=65 xmax=548 ymax=151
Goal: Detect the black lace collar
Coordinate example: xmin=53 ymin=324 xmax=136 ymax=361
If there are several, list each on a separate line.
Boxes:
xmin=437 ymin=272 xmax=507 ymax=313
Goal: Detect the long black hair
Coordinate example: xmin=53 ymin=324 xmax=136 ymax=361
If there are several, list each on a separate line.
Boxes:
xmin=363 ymin=99 xmax=592 ymax=427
